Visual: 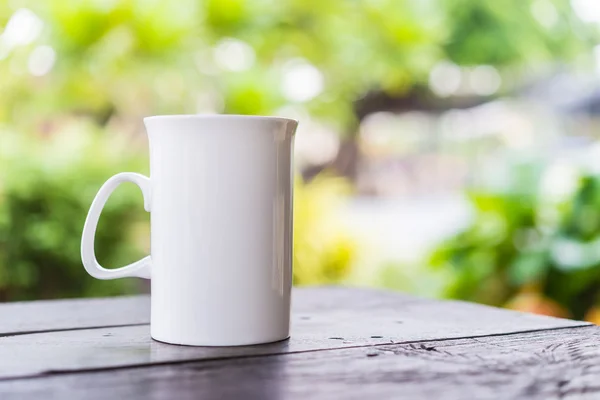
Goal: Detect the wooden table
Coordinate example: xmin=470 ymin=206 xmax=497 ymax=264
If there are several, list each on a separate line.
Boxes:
xmin=0 ymin=287 xmax=598 ymax=399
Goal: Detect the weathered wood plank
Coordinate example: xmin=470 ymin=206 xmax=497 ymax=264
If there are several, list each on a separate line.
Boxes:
xmin=0 ymin=288 xmax=589 ymax=379
xmin=1 ymin=326 xmax=598 ymax=400
xmin=0 ymin=287 xmax=586 ymax=336
xmin=0 ymin=296 xmax=149 ymax=335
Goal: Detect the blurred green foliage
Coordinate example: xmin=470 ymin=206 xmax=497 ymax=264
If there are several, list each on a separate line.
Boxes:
xmin=1 ymin=0 xmax=595 ymax=132
xmin=0 ymin=123 xmax=148 ymax=300
xmin=430 ymin=158 xmax=600 ymax=320
xmin=0 ymin=0 xmax=597 ymax=300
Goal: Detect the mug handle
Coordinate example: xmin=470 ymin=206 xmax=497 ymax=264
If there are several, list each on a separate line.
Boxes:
xmin=81 ymin=172 xmax=152 ymax=280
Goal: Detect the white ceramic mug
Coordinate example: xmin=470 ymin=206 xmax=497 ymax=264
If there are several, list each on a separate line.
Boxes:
xmin=81 ymin=115 xmax=298 ymax=346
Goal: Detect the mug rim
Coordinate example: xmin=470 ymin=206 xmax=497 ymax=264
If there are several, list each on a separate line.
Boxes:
xmin=144 ymin=114 xmax=297 ymax=124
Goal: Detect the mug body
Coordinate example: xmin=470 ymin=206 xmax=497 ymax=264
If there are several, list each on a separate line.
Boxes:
xmin=144 ymin=115 xmax=297 ymax=346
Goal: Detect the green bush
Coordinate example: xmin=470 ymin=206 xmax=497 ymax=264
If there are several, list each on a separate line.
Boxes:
xmin=0 ymin=122 xmax=148 ymax=300
xmin=429 ymin=157 xmax=600 ymax=320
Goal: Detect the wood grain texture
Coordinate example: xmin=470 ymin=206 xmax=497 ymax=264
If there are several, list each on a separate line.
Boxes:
xmin=0 ymin=288 xmax=588 ymax=379
xmin=2 ymin=326 xmax=599 ymax=400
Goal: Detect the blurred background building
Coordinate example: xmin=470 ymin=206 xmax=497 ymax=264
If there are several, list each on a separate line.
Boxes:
xmin=2 ymin=0 xmax=600 ymax=321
